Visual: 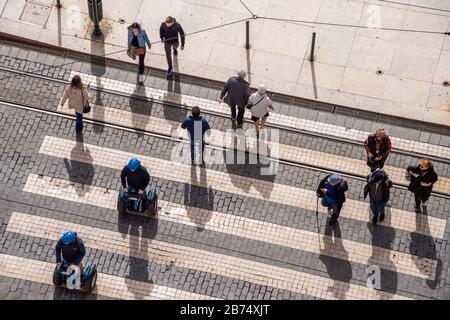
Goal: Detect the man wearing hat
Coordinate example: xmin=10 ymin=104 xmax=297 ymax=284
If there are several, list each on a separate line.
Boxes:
xmin=220 ymin=70 xmax=252 ymax=128
xmin=316 ymin=174 xmax=349 ymax=226
xmin=364 ymin=169 xmax=393 ymax=225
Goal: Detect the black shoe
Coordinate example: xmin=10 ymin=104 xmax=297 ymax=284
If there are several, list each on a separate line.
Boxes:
xmin=372 ymin=215 xmax=378 ymax=225
xmin=173 ymin=48 xmax=178 ymax=56
xmin=167 ymin=67 xmax=173 ymax=76
xmin=421 ymin=204 xmax=428 ymax=215
xmin=379 ymin=213 xmax=385 ymax=222
xmin=415 ymin=206 xmax=422 ymax=214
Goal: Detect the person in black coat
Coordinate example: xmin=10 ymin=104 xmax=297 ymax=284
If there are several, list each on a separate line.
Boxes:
xmin=55 ymin=231 xmax=86 ymax=272
xmin=364 ymin=169 xmax=393 ymax=225
xmin=316 ymin=174 xmax=349 ymax=226
xmin=407 ymin=159 xmax=438 ymax=214
xmin=120 ymin=158 xmax=150 ymax=200
xmin=364 ymin=128 xmax=392 ymax=172
xmin=160 ymin=16 xmax=185 ymax=76
xmin=220 ymin=70 xmax=251 ymax=128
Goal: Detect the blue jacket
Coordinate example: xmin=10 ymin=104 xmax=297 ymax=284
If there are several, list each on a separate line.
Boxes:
xmin=181 ymin=116 xmax=211 ymax=142
xmin=127 ymin=28 xmax=151 ymax=50
xmin=316 ymin=174 xmax=348 ymax=205
xmin=55 ymin=236 xmax=86 ymax=265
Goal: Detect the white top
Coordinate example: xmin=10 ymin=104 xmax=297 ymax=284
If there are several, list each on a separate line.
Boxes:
xmin=248 ymin=92 xmax=272 ymax=118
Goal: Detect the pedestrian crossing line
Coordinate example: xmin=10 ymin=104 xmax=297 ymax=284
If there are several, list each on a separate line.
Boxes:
xmin=21 ymin=175 xmax=437 ymax=280
xmin=57 ymin=103 xmax=450 ymax=195
xmin=0 ymin=253 xmax=217 ymax=300
xmin=6 ymin=212 xmax=413 ymax=300
xmin=71 ymin=71 xmax=450 ymax=160
xmin=38 ymin=136 xmax=447 ymax=239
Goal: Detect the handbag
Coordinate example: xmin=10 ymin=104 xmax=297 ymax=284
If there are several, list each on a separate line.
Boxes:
xmin=127 ymin=46 xmax=137 ymax=60
xmin=81 ymin=88 xmax=91 ymax=114
xmin=135 ymin=47 xmax=145 ymax=56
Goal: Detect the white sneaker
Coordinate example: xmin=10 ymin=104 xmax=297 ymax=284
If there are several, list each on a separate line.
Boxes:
xmin=139 ymin=74 xmax=145 ymax=83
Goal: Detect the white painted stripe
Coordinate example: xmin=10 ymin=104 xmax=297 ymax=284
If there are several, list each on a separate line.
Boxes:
xmin=21 ymin=175 xmax=437 ymax=280
xmin=38 ymin=136 xmax=447 ymax=239
xmin=57 ymin=103 xmax=450 ymax=195
xmin=71 ymin=71 xmax=450 ymax=160
xmin=0 ymin=253 xmax=217 ymax=300
xmin=7 ymin=212 xmax=412 ymax=300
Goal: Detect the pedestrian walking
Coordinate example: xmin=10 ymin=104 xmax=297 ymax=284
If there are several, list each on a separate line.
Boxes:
xmin=59 ymin=75 xmax=91 ymax=133
xmin=127 ymin=22 xmax=152 ymax=83
xmin=220 ymin=70 xmax=251 ymax=128
xmin=364 ymin=128 xmax=392 ymax=172
xmin=246 ymin=84 xmax=274 ymax=134
xmin=160 ymin=16 xmax=185 ymax=77
xmin=363 ymin=169 xmax=393 ymax=225
xmin=316 ymin=174 xmax=348 ymax=226
xmin=181 ymin=107 xmax=211 ymax=165
xmin=406 ymin=159 xmax=438 ymax=214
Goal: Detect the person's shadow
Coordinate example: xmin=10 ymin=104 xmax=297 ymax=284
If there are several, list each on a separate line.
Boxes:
xmin=184 ymin=165 xmax=214 ymax=231
xmin=129 ymin=85 xmax=153 ymax=135
xmin=319 ymin=220 xmax=352 ymax=299
xmin=409 ymin=208 xmax=442 ymax=289
xmin=118 ymin=207 xmax=158 ymax=299
xmin=91 ymin=33 xmax=106 ymax=135
xmin=367 ymin=207 xmax=398 ymax=298
xmin=223 ymin=130 xmax=275 ymax=199
xmin=63 ymin=133 xmax=94 ymax=198
xmin=163 ymin=57 xmax=187 ymax=132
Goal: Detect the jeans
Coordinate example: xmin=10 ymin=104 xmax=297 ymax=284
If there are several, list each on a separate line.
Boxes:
xmin=138 ymin=53 xmax=145 ymax=75
xmin=190 ymin=140 xmax=205 ymax=164
xmin=370 ymin=199 xmax=385 ymax=217
xmin=75 ymin=112 xmax=83 ymax=132
xmin=321 ymin=198 xmax=343 ymax=221
xmin=164 ymin=41 xmax=179 ymax=68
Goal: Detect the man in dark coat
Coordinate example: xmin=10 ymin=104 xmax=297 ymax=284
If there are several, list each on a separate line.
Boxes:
xmin=407 ymin=159 xmax=438 ymax=214
xmin=181 ymin=106 xmax=211 ymax=165
xmin=55 ymin=231 xmax=86 ymax=272
xmin=316 ymin=174 xmax=349 ymax=226
xmin=220 ymin=70 xmax=251 ymax=128
xmin=364 ymin=169 xmax=393 ymax=225
xmin=160 ymin=16 xmax=185 ymax=76
xmin=120 ymin=158 xmax=151 ymax=200
xmin=364 ymin=128 xmax=392 ymax=172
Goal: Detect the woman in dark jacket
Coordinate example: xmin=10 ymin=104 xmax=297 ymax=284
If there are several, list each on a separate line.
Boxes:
xmin=407 ymin=159 xmax=438 ymax=214
xmin=364 ymin=169 xmax=392 ymax=225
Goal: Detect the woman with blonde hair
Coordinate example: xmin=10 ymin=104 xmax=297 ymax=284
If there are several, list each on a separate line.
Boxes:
xmin=59 ymin=75 xmax=91 ymax=133
xmin=406 ymin=159 xmax=438 ymax=214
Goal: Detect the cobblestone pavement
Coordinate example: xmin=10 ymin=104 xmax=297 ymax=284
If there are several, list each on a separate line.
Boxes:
xmin=0 ymin=41 xmax=449 ymax=300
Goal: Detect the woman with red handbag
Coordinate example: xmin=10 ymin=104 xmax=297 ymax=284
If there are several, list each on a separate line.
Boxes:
xmin=127 ymin=22 xmax=152 ymax=83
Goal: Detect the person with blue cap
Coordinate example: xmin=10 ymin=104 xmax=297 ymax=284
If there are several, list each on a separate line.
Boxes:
xmin=316 ymin=173 xmax=349 ymax=226
xmin=55 ymin=231 xmax=86 ymax=271
xmin=364 ymin=169 xmax=393 ymax=225
xmin=120 ymin=158 xmax=150 ymax=200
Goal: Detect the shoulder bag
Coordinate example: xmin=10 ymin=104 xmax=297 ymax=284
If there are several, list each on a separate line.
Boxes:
xmin=81 ymin=88 xmax=91 ymax=114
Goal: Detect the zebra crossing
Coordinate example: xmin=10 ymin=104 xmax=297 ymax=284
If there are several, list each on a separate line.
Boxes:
xmin=0 ymin=69 xmax=448 ymax=300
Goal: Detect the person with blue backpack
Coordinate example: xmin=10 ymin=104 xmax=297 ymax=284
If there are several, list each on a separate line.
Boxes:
xmin=316 ymin=174 xmax=349 ymax=226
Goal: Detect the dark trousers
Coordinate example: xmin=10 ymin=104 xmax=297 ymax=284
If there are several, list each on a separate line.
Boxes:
xmin=190 ymin=140 xmax=205 ymax=164
xmin=138 ymin=53 xmax=145 ymax=75
xmin=229 ymin=105 xmax=246 ymax=126
xmin=370 ymin=199 xmax=385 ymax=217
xmin=164 ymin=41 xmax=179 ymax=68
xmin=367 ymin=157 xmax=386 ymax=172
xmin=322 ymin=198 xmax=343 ymax=221
xmin=414 ymin=193 xmax=429 ymax=208
xmin=75 ymin=112 xmax=83 ymax=132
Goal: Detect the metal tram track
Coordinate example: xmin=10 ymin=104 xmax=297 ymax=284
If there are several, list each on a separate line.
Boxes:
xmin=1 ymin=99 xmax=449 ymax=200
xmin=0 ymin=65 xmax=448 ymax=164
